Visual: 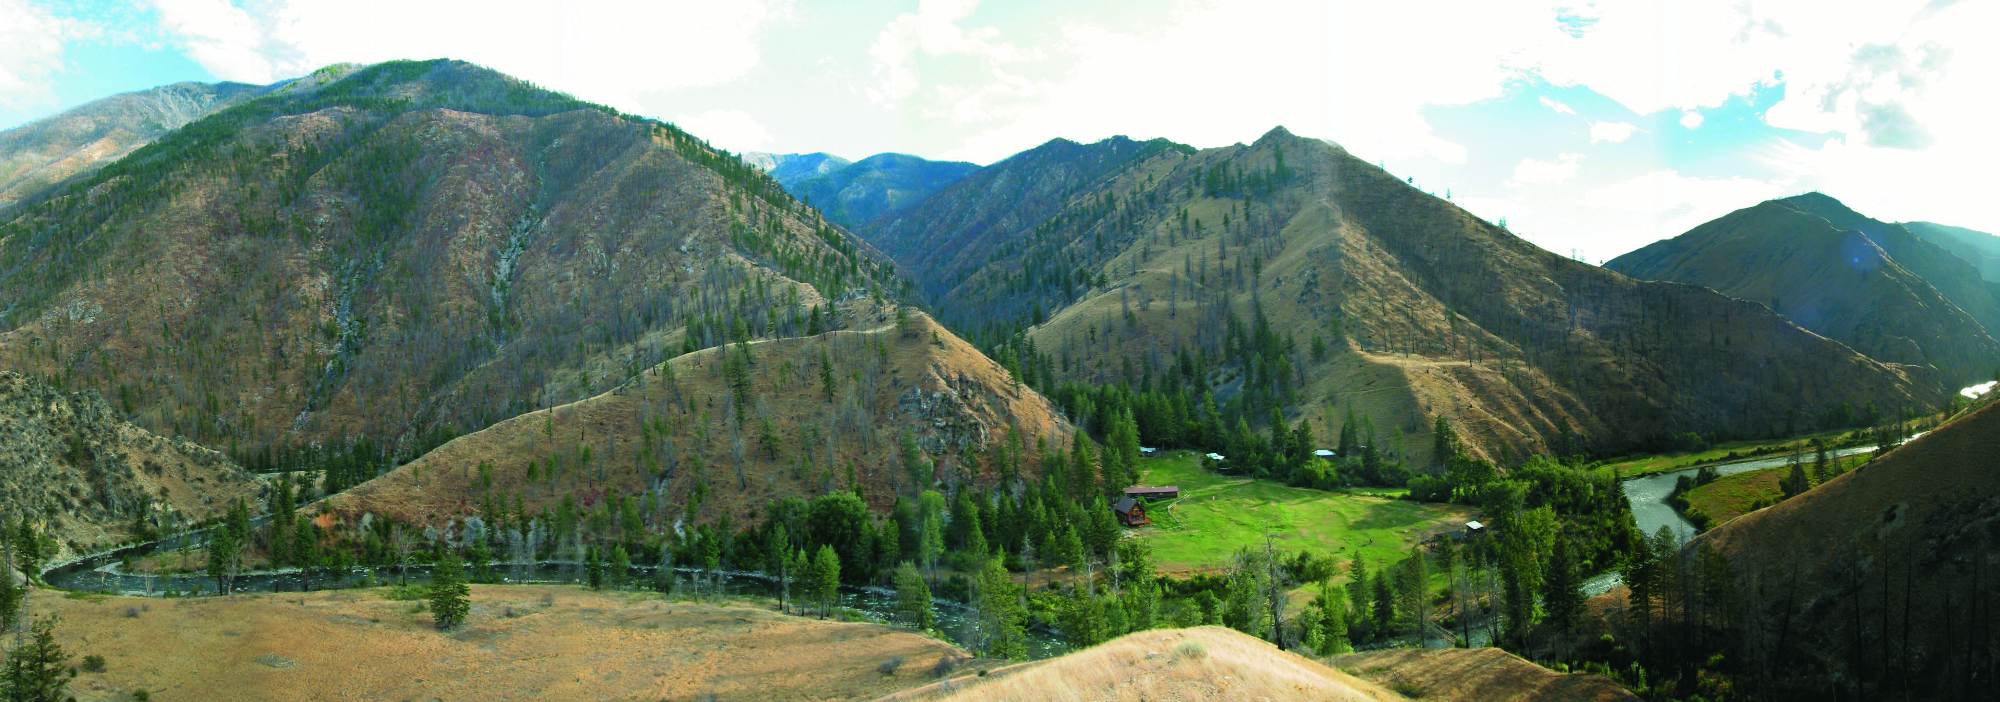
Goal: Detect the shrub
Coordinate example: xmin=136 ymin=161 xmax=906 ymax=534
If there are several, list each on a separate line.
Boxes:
xmin=82 ymin=654 xmax=107 ymax=673
xmin=1173 ymin=641 xmax=1207 ymax=660
xmin=877 ymin=656 xmax=903 ymax=676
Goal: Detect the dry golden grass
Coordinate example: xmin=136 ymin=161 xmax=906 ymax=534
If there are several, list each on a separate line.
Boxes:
xmin=1335 ymin=647 xmax=1636 ymax=702
xmin=885 ymin=626 xmax=1404 ymax=702
xmin=31 ymin=584 xmax=962 ymax=702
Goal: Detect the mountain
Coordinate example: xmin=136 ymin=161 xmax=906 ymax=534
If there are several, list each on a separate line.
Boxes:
xmin=0 ymin=370 xmax=262 ymax=556
xmin=1675 ymin=400 xmax=2000 ymax=696
xmin=1607 ymin=197 xmax=2000 ymax=385
xmin=0 ymin=60 xmax=899 ymax=478
xmin=325 ymin=310 xmax=1074 ymax=527
xmin=1906 ymin=220 xmax=2000 ymax=284
xmin=783 ymin=152 xmax=980 ymax=231
xmin=860 ymin=135 xmax=1187 ymax=305
xmin=0 ymin=81 xmax=260 ymax=210
xmin=743 ymin=151 xmax=851 ymax=186
xmin=854 ymin=127 xmax=1937 ymax=463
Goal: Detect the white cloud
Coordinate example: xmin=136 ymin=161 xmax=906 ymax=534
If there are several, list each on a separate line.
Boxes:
xmin=1583 ymin=170 xmax=1794 ymax=244
xmin=673 ymin=109 xmax=775 ymax=152
xmin=149 ymin=0 xmax=279 ymax=83
xmin=1588 ymin=121 xmax=1637 ymax=143
xmin=0 ymin=0 xmax=83 ymax=108
xmin=1678 ymin=110 xmax=1703 ymax=129
xmin=1538 ymin=96 xmax=1575 ymax=115
xmin=1508 ymin=152 xmax=1583 ymax=187
xmin=146 ymin=0 xmax=782 ymax=114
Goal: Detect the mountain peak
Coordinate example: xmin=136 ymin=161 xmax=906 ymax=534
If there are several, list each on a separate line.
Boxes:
xmin=1256 ymin=125 xmax=1297 ymax=143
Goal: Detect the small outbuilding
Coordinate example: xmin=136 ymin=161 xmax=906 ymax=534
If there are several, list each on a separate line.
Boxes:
xmin=1464 ymin=520 xmax=1487 ymax=538
xmin=1113 ymin=496 xmax=1150 ymax=527
xmin=1140 ymin=446 xmax=1159 ymax=457
xmin=1123 ymin=486 xmax=1181 ymax=501
xmin=1313 ymin=449 xmax=1337 ymax=459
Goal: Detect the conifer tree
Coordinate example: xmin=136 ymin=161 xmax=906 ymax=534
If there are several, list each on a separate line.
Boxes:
xmin=429 ymin=550 xmax=471 ymax=631
xmin=892 ymin=562 xmax=934 ymax=630
xmin=2 ymin=616 xmax=74 ymax=702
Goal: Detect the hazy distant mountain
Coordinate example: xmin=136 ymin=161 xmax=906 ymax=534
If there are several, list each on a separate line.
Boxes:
xmin=850 ymin=127 xmax=1937 ymax=462
xmin=744 ymin=151 xmax=851 ymax=186
xmin=0 ymin=81 xmax=260 ymax=210
xmin=1610 ymin=194 xmax=2000 ymax=384
xmin=0 ymin=60 xmax=899 ymax=471
xmin=1906 ymin=220 xmax=2000 ymax=284
xmin=786 ymin=152 xmax=980 ymax=231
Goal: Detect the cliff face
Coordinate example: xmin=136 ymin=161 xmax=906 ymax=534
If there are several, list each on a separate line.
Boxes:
xmin=851 ymin=127 xmax=1938 ymax=463
xmin=0 ymin=61 xmax=898 ymax=467
xmin=0 ymin=371 xmax=262 ymax=556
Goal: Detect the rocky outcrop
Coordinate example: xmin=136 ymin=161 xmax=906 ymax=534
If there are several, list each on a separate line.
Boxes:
xmin=0 ymin=371 xmax=262 ymax=556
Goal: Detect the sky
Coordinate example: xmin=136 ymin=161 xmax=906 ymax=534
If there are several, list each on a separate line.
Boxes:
xmin=1 ymin=0 xmax=1992 ymax=263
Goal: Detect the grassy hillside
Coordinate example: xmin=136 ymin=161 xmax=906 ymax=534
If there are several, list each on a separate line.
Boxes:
xmin=324 ymin=310 xmax=1074 ymax=527
xmin=1608 ymin=196 xmax=2000 ymax=384
xmin=1133 ymin=452 xmax=1471 ymax=574
xmin=0 ymin=81 xmax=260 ymax=210
xmin=887 ymin=626 xmax=1405 ymax=701
xmin=30 ymin=584 xmax=962 ymax=701
xmin=0 ymin=60 xmax=898 ymax=476
xmin=0 ymin=371 xmax=263 ymax=556
xmin=869 ymin=126 xmax=1937 ymax=465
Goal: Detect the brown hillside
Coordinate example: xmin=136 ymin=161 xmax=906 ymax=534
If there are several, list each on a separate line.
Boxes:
xmin=0 ymin=370 xmax=262 ymax=556
xmin=1670 ymin=401 xmax=2000 ymax=695
xmin=0 ymin=60 xmax=896 ymax=467
xmin=974 ymin=128 xmax=1937 ymax=464
xmin=324 ymin=310 xmax=1073 ymax=527
xmin=1336 ymin=647 xmax=1636 ymax=702
xmin=885 ymin=626 xmax=1404 ymax=701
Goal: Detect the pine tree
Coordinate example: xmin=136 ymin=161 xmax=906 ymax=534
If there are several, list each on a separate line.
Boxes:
xmin=892 ymin=562 xmax=934 ymax=630
xmin=429 ymin=550 xmax=471 ymax=630
xmin=2 ymin=616 xmax=74 ymax=702
xmin=1542 ymin=535 xmax=1585 ymax=647
xmin=0 ymin=543 xmax=19 ymax=634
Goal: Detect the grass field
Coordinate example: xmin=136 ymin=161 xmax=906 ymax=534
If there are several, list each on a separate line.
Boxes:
xmin=29 ymin=584 xmax=963 ymax=702
xmin=1680 ymin=454 xmax=1871 ymax=528
xmin=1132 ymin=453 xmax=1473 ymax=577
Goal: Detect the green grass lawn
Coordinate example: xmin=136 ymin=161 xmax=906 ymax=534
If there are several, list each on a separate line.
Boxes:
xmin=1131 ymin=452 xmax=1473 ymax=578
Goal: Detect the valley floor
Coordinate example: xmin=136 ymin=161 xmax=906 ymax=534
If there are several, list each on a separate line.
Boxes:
xmin=28 ymin=584 xmax=964 ymax=702
xmin=1133 ymin=453 xmax=1473 ymax=576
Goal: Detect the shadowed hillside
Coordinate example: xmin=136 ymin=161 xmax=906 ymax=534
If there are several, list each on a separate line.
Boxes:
xmin=1610 ymin=194 xmax=2000 ymax=384
xmin=1336 ymin=647 xmax=1636 ymax=701
xmin=325 ymin=310 xmax=1073 ymax=528
xmin=0 ymin=60 xmax=899 ymax=479
xmin=785 ymin=153 xmax=979 ymax=231
xmin=857 ymin=127 xmax=1938 ymax=464
xmin=1606 ymin=401 xmax=2000 ymax=698
xmin=1907 ymin=220 xmax=2000 ymax=284
xmin=0 ymin=370 xmax=262 ymax=556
